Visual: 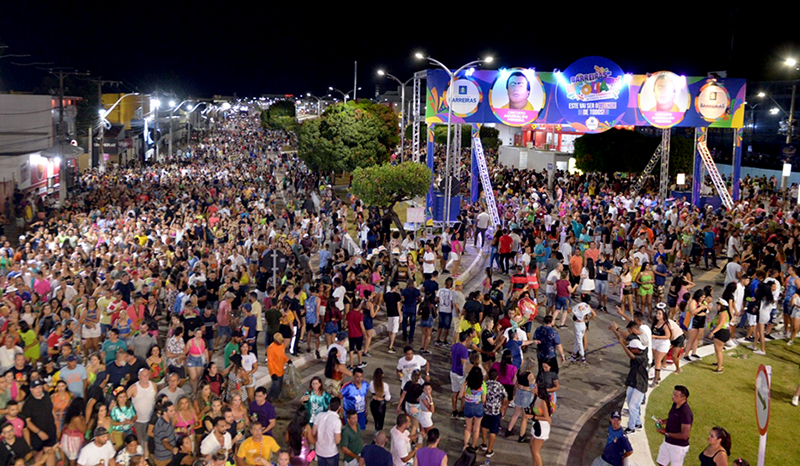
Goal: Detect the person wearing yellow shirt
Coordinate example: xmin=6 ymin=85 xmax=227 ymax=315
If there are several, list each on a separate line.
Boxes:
xmin=235 ymin=422 xmax=280 ymax=466
xmin=458 ymin=314 xmax=481 ymax=346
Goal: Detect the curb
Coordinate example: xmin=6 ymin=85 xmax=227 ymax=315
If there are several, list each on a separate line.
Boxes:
xmin=559 ymin=388 xmax=626 ymax=466
xmin=253 ymin=246 xmax=489 ymax=391
xmin=624 ymin=334 xmax=776 ymax=466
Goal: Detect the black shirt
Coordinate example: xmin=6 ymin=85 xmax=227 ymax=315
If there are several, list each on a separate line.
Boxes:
xmin=625 ymin=346 xmax=649 ymax=394
xmin=0 ymin=438 xmax=31 ymax=466
xmin=21 ymin=392 xmax=56 ymax=438
xmin=384 ymin=292 xmax=401 ymax=318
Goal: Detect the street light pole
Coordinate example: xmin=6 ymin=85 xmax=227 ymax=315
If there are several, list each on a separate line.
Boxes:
xmin=306 ymin=93 xmax=323 ymax=117
xmin=415 ymin=53 xmax=493 ymax=227
xmin=378 ymin=70 xmax=414 ymax=162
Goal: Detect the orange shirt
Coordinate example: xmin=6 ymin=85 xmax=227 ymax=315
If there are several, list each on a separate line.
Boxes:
xmin=584 ymin=247 xmax=599 ymax=264
xmin=569 ymin=255 xmax=583 ymax=277
xmin=266 ymin=342 xmax=289 ymax=377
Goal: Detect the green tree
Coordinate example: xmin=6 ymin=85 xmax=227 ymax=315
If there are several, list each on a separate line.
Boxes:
xmin=350 ymin=162 xmax=431 ymax=237
xmin=297 ymin=100 xmax=398 ymax=173
xmin=260 ymin=100 xmax=297 ymax=132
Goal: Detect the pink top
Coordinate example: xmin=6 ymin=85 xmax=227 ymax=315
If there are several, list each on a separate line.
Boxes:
xmin=188 ymin=337 xmax=206 ymax=356
xmin=490 ymin=361 xmax=518 ymax=386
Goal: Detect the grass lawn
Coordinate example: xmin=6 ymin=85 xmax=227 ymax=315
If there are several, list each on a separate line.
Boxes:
xmin=646 ymin=340 xmax=800 ymax=465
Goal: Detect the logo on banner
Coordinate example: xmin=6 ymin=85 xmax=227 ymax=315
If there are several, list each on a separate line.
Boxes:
xmin=445 ymin=78 xmax=482 ymax=118
xmin=556 ymin=56 xmax=629 ymax=133
xmin=489 ymin=68 xmax=545 ymax=127
xmin=638 ymin=71 xmax=690 ymax=129
xmin=695 ymin=81 xmax=730 ymax=122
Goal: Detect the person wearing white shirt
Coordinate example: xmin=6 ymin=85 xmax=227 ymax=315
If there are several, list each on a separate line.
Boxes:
xmin=77 ymin=427 xmax=117 ymax=466
xmin=396 ymin=349 xmax=429 ymax=389
xmin=314 ymin=399 xmax=343 ymax=466
xmin=200 ymin=417 xmax=234 ymax=459
xmin=558 ymin=240 xmax=572 ymax=266
xmin=475 ymin=211 xmax=491 ymax=248
xmin=0 ymin=335 xmax=22 ymax=374
xmin=390 ymin=414 xmax=416 ymax=466
xmin=422 ymin=244 xmax=436 ymax=275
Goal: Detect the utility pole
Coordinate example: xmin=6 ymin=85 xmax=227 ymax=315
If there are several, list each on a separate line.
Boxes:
xmin=92 ymin=77 xmax=122 ymax=169
xmin=353 ymin=61 xmax=358 ymax=101
xmin=49 ymin=69 xmax=89 ymax=207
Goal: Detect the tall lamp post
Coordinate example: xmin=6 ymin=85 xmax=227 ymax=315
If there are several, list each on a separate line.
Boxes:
xmin=378 ymin=70 xmax=414 ymax=162
xmin=185 ymin=102 xmax=209 ymax=144
xmin=98 ymin=92 xmax=139 ymax=170
xmin=168 ymin=100 xmax=193 ymax=158
xmin=414 ymin=52 xmax=493 ymax=226
xmin=151 ymin=98 xmax=162 ymax=162
xmin=329 ymin=87 xmax=348 ymax=102
xmin=306 ymin=93 xmax=323 ymax=117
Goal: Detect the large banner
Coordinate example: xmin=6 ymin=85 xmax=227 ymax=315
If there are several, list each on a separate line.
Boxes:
xmin=425 ymin=57 xmax=746 ymax=130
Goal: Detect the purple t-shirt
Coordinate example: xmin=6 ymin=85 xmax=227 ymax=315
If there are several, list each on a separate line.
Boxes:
xmin=417 ymin=447 xmax=446 ymax=466
xmin=450 ymin=343 xmax=469 ymax=376
xmin=249 ymin=400 xmax=276 ymax=436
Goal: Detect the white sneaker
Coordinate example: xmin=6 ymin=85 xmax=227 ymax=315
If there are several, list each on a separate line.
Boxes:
xmin=792 ymin=396 xmax=799 ymax=406
xmin=753 ymin=350 xmax=766 ymax=355
xmin=788 ymin=340 xmax=794 ymax=346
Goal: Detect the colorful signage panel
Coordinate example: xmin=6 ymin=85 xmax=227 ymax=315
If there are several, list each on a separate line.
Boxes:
xmin=555 ymin=56 xmax=629 ymax=133
xmin=637 ymin=71 xmax=691 ymax=128
xmin=425 ymin=57 xmax=746 ymax=130
xmin=488 ymin=68 xmax=545 ymax=127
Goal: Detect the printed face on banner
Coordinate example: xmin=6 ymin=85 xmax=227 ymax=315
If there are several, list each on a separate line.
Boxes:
xmin=555 ymin=56 xmax=629 ymax=133
xmin=638 ymin=71 xmax=690 ymax=128
xmin=444 ymin=78 xmax=483 ymax=118
xmin=694 ymin=81 xmax=730 ymax=122
xmin=489 ymin=68 xmax=545 ymax=126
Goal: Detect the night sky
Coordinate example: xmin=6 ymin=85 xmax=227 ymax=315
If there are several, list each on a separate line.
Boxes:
xmin=0 ymin=4 xmax=797 ymax=98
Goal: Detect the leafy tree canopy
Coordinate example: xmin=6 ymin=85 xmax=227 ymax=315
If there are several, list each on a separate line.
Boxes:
xmin=297 ymin=100 xmax=399 ymax=173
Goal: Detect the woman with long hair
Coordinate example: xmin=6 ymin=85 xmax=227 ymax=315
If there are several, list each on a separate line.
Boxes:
xmin=110 ymin=386 xmax=137 ymax=448
xmin=193 ymin=381 xmax=213 ymax=420
xmin=529 ymin=383 xmax=553 ymax=466
xmin=60 ymin=397 xmax=87 ymax=466
xmin=362 ymin=290 xmax=378 ymax=357
xmin=753 ymin=281 xmax=776 ymax=355
xmin=699 ymin=426 xmax=731 ymax=466
xmin=239 ymin=342 xmax=258 ymax=402
xmin=184 ymin=327 xmax=207 ymax=394
xmin=300 ymin=376 xmax=331 ymax=426
xmin=225 ymin=354 xmax=248 ymax=404
xmin=52 ymin=379 xmax=73 ymax=437
xmin=78 ymin=296 xmax=101 ymax=357
xmin=323 ymin=347 xmax=352 ymax=395
xmin=146 ymin=345 xmax=166 ymax=387
xmin=505 ymin=370 xmax=534 ymax=442
xmin=174 ymin=395 xmax=197 ymax=450
xmin=619 ymin=261 xmax=634 ymax=322
xmin=650 ymin=303 xmax=673 ymax=385
xmin=229 ymin=393 xmax=250 ymax=436
xmin=86 ymin=402 xmax=111 ymax=441
xmin=202 ymin=362 xmax=225 ymax=399
xmin=285 ymin=405 xmax=314 ymax=466
xmin=709 ymin=283 xmax=736 ymax=373
xmin=637 ymin=262 xmax=655 ymax=318
xmin=459 ymin=366 xmax=486 ymax=451
xmin=369 ymin=368 xmax=390 ymax=431
xmin=684 ymin=289 xmax=711 ymax=361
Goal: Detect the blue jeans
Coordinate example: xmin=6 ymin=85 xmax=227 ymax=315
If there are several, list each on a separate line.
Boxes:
xmin=402 ymin=310 xmax=417 ymax=342
xmin=626 ymin=386 xmax=645 ymax=430
xmin=268 ymin=374 xmax=283 ymax=401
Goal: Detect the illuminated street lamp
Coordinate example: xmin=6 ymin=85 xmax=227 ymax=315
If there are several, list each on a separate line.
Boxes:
xmin=306 ymin=93 xmax=323 ymax=117
xmin=414 ymin=52 xmax=494 ymax=226
xmin=378 ymin=69 xmax=414 ymax=162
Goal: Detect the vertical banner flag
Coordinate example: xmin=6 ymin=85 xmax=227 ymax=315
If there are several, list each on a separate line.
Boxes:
xmin=472 ymin=135 xmax=500 ymax=225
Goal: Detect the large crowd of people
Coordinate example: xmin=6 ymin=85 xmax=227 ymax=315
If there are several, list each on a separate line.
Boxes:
xmin=0 ymin=105 xmax=797 ymax=466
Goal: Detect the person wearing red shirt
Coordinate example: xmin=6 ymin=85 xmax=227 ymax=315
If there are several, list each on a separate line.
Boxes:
xmin=498 ymin=230 xmax=514 ymax=274
xmin=346 ymin=301 xmax=367 ymax=371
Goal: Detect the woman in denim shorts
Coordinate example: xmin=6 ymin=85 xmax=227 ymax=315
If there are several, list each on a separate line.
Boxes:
xmin=459 ymin=366 xmax=486 ymax=450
